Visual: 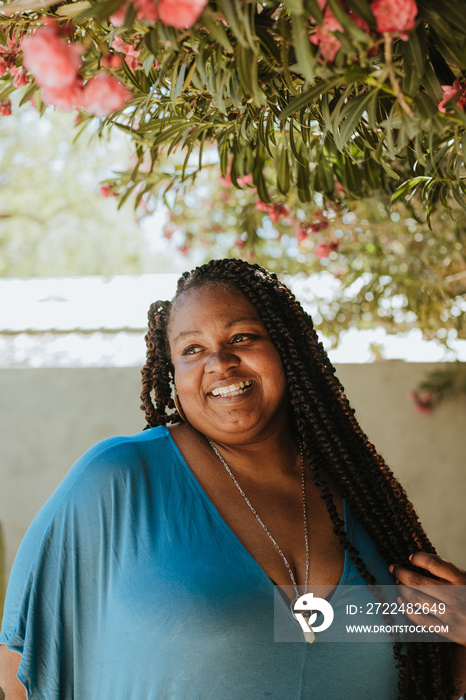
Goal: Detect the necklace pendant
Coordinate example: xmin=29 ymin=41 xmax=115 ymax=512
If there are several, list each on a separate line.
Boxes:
xmin=290 ymin=597 xmax=316 ymax=644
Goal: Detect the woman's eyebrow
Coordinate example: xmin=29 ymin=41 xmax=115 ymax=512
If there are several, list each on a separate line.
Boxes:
xmin=173 ymin=317 xmax=262 ymax=344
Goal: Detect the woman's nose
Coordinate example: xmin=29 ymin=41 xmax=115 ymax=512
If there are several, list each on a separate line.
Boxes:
xmin=205 ymin=348 xmax=240 ymax=371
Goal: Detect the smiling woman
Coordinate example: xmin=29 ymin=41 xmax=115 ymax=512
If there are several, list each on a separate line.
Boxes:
xmin=167 ymin=285 xmax=288 ymax=445
xmin=1 ymin=259 xmax=466 ymax=700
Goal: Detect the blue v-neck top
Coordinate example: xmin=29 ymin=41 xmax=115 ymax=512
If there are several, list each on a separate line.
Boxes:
xmin=0 ymin=426 xmax=400 ymax=699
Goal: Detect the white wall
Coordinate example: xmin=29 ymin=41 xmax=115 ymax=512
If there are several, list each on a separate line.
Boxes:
xmin=0 ymin=363 xmax=465 ymax=584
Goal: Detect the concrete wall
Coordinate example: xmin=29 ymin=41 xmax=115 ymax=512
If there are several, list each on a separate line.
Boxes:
xmin=0 ymin=364 xmax=465 ymax=586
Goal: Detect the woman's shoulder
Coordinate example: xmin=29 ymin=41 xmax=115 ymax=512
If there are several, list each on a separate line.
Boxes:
xmin=23 ymin=426 xmax=175 ymax=538
xmin=61 ymin=424 xmax=172 ymax=482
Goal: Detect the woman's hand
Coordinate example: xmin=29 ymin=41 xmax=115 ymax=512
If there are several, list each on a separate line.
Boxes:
xmin=390 ymin=552 xmax=466 ymax=699
xmin=390 ymin=552 xmax=466 ymax=646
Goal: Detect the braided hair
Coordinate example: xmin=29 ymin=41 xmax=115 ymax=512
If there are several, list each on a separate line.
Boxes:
xmin=140 ymin=258 xmax=454 ymax=699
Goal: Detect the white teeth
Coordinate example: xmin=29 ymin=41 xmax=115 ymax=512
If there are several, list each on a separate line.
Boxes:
xmin=211 ymin=381 xmax=252 ymax=397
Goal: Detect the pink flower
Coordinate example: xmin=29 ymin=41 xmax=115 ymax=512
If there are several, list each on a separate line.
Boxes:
xmin=0 ymin=34 xmax=23 ymax=75
xmin=109 ymin=3 xmax=129 ymax=26
xmin=163 ymin=222 xmax=176 ymax=239
xmin=255 ymin=199 xmax=291 ymax=221
xmin=311 ymin=6 xmax=369 ymax=62
xmin=301 ymin=220 xmax=329 ymax=233
xmin=102 ymin=54 xmax=122 ymax=69
xmin=310 ymin=7 xmax=343 ymax=62
xmin=219 ymin=173 xmax=232 ymax=187
xmin=111 ymin=35 xmax=141 ymax=71
xmin=236 ymin=173 xmax=254 ymax=187
xmin=100 ymin=185 xmax=111 ymax=197
xmin=371 ymin=0 xmax=417 ymax=38
xmin=0 ymin=98 xmax=12 ymax=115
xmin=133 ymin=0 xmax=158 ymax=23
xmin=40 ymin=82 xmax=85 ymax=110
xmin=296 ymin=228 xmax=308 ymax=243
xmin=13 ymin=67 xmax=29 ymax=87
xmin=83 ymin=72 xmax=132 ymax=117
xmin=314 ymin=241 xmax=339 ymax=258
xmin=266 ymin=202 xmax=291 ymax=222
xmin=157 ymin=0 xmax=208 ymax=29
xmin=22 ymin=25 xmax=82 ymax=89
xmin=438 ymin=80 xmax=466 ymax=113
xmin=408 ymin=390 xmax=433 ymax=414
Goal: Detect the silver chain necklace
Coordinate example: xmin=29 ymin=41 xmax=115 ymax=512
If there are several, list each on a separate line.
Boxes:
xmin=205 ymin=437 xmax=313 ymax=639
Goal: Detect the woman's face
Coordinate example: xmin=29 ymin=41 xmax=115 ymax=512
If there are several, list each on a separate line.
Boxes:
xmin=167 ymin=284 xmax=289 ymax=445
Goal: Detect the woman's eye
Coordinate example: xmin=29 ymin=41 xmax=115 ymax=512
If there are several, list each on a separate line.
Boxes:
xmin=231 ymin=334 xmax=256 ymax=343
xmin=182 ymin=345 xmax=201 ymax=356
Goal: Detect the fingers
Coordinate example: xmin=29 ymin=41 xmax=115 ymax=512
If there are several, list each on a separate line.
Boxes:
xmin=389 ymin=561 xmax=441 ymax=588
xmin=388 ymin=552 xmax=466 ymax=646
xmin=389 ymin=553 xmax=466 ymax=587
xmin=408 ymin=552 xmax=466 ymax=585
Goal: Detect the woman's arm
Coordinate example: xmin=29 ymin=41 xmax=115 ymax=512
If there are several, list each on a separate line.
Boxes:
xmin=0 ymin=646 xmax=26 ymax=700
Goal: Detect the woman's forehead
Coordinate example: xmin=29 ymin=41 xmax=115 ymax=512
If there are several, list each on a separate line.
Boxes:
xmin=168 ymin=283 xmax=261 ymax=332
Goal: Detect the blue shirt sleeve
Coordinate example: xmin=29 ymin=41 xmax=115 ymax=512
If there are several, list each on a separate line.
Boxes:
xmin=0 ymin=435 xmax=140 ymax=698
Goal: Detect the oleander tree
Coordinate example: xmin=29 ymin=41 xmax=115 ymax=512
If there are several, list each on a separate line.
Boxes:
xmin=0 ymin=0 xmax=465 ymax=408
xmin=1 ymin=0 xmax=466 ymax=212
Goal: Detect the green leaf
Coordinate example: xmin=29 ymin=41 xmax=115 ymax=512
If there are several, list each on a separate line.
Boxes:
xmin=279 ymin=77 xmax=341 ymax=120
xmin=253 ymin=163 xmax=271 ymax=203
xmin=333 ymin=89 xmax=379 ymax=151
xmin=422 ymin=0 xmax=466 ymax=39
xmin=276 ymin=146 xmax=291 ymax=194
xmin=296 ymin=158 xmax=312 ymax=201
xmin=401 ymin=27 xmax=426 ymax=98
xmin=18 ymin=82 xmax=38 ymax=107
xmin=290 ymin=13 xmax=317 ymax=83
xmin=75 ymin=0 xmax=124 ymax=22
xmin=303 ymin=0 xmax=323 ymax=22
xmin=315 ymin=155 xmax=334 ymax=196
xmin=289 ymin=120 xmax=306 ymax=164
xmin=218 ymin=0 xmax=249 ymax=48
xmin=144 ymin=29 xmax=158 ymax=57
xmin=344 ymin=0 xmax=375 ymax=25
xmin=219 ymin=139 xmax=230 ymax=176
xmin=172 ymin=62 xmax=187 ymax=101
xmin=283 ymin=0 xmax=304 ymax=14
xmin=364 ymin=155 xmax=380 ymax=190
xmin=391 ymin=176 xmax=430 ymax=203
xmin=236 ymin=45 xmax=260 ymax=100
xmin=258 ymin=110 xmax=274 ymax=157
xmin=202 ymin=8 xmax=234 ymax=52
xmin=414 ymin=92 xmax=438 ymax=120
xmin=0 ymin=83 xmax=16 ymax=102
xmin=429 ymin=27 xmax=465 ymax=69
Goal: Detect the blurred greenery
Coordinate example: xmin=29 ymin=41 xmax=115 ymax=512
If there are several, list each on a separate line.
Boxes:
xmin=141 ymin=158 xmax=466 ymax=350
xmin=0 ymin=105 xmax=184 ymax=276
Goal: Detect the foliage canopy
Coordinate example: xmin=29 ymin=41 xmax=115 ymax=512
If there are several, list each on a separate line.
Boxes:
xmin=1 ymin=0 xmax=466 ymax=217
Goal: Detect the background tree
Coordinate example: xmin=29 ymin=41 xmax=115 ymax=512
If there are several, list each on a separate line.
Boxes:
xmin=0 ymin=103 xmax=188 ymax=275
xmin=1 ymin=0 xmax=466 ymax=214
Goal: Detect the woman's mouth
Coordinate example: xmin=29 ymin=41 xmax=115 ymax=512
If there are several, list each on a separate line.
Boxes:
xmin=210 ymin=380 xmax=253 ymax=398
